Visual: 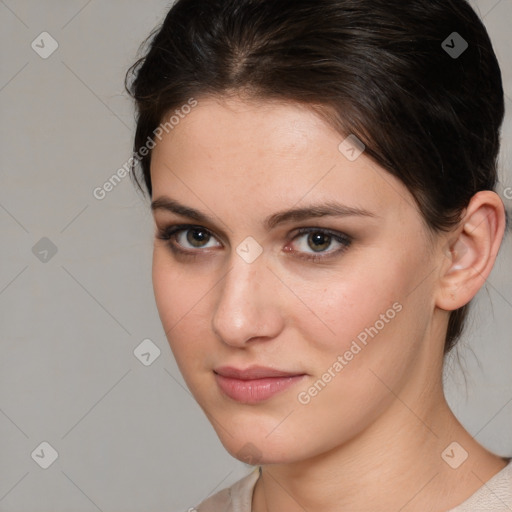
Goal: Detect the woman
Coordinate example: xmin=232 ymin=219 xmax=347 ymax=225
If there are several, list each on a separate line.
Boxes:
xmin=125 ymin=0 xmax=512 ymax=510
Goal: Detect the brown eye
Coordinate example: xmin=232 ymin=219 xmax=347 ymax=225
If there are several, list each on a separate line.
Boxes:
xmin=289 ymin=228 xmax=352 ymax=262
xmin=156 ymin=224 xmax=222 ymax=253
xmin=186 ymin=228 xmax=211 ymax=248
xmin=307 ymin=232 xmax=332 ymax=252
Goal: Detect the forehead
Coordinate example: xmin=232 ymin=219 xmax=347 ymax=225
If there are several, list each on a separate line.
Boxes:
xmin=153 ymin=96 xmax=330 ymax=162
xmin=149 ymin=96 xmax=417 ymax=222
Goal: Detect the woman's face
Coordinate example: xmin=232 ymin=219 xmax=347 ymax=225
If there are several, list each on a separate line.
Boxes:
xmin=150 ymin=96 xmax=445 ymax=464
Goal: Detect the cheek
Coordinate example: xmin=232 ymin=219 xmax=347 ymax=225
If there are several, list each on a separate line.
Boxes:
xmin=152 ymin=247 xmax=215 ymax=322
xmin=152 ymin=249 xmax=212 ymax=367
xmin=287 ymin=260 xmax=411 ymax=353
xmin=282 ymin=266 xmax=430 ymax=453
xmin=288 ymin=245 xmax=434 ymax=388
xmin=152 ymin=248 xmax=182 ymax=330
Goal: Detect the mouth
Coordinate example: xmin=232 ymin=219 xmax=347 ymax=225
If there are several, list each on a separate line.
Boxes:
xmin=213 ymin=365 xmax=307 ymax=404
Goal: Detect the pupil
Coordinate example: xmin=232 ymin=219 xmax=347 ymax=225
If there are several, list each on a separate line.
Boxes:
xmin=188 ymin=229 xmax=209 ymax=247
xmin=309 ymin=232 xmax=331 ymax=252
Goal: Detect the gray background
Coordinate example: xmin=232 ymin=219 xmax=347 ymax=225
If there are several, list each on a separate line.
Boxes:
xmin=0 ymin=1 xmax=511 ymax=511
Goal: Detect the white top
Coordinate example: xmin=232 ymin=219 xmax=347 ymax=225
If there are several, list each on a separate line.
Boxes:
xmin=194 ymin=460 xmax=512 ymax=511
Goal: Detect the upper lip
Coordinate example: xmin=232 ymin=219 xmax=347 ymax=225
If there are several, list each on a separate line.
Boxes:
xmin=214 ymin=365 xmax=305 ymax=380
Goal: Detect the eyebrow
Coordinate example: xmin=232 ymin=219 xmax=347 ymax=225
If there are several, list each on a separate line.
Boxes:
xmin=151 ymin=196 xmax=377 ymax=230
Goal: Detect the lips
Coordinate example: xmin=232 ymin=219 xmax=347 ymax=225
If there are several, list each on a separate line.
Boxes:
xmin=213 ymin=365 xmax=307 ymax=403
xmin=214 ymin=365 xmax=304 ymax=380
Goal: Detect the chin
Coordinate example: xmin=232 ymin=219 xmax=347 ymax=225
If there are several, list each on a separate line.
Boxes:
xmin=210 ymin=422 xmax=309 ymax=466
xmin=226 ymin=439 xmax=294 ymax=465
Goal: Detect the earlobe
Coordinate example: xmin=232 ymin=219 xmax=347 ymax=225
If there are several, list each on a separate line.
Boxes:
xmin=436 ymin=191 xmax=506 ymax=312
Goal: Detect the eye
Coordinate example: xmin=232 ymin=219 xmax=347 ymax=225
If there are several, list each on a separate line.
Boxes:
xmin=288 ymin=228 xmax=352 ymax=261
xmin=176 ymin=227 xmax=220 ymax=249
xmin=156 ymin=224 xmax=352 ymax=262
xmin=156 ymin=224 xmax=222 ymax=253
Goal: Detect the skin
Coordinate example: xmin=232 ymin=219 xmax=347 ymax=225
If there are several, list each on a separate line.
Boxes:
xmin=150 ymin=96 xmax=508 ymax=512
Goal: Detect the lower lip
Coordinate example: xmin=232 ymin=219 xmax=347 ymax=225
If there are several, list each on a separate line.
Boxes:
xmin=214 ymin=373 xmax=306 ymax=404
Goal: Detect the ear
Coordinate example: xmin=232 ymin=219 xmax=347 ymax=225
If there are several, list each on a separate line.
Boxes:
xmin=436 ymin=191 xmax=506 ymax=311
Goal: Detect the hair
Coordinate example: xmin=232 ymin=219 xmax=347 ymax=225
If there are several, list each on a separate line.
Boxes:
xmin=125 ymin=0 xmax=505 ymax=354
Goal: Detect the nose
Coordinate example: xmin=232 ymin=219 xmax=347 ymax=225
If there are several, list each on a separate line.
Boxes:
xmin=211 ymin=253 xmax=285 ymax=347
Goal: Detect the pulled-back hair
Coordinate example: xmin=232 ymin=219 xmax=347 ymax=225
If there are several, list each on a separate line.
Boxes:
xmin=125 ymin=0 xmax=505 ymax=353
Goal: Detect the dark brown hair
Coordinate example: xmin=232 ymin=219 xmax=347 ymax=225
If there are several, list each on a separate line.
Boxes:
xmin=125 ymin=0 xmax=504 ymax=353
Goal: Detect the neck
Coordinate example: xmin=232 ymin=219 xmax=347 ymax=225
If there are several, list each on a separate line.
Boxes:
xmin=253 ymin=373 xmax=507 ymax=512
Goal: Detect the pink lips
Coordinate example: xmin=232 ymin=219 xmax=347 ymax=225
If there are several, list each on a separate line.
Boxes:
xmin=214 ymin=366 xmax=306 ymax=404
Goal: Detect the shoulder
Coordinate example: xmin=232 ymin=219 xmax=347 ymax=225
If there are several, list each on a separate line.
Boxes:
xmin=448 ymin=459 xmax=512 ymax=511
xmin=193 ymin=467 xmax=261 ymax=512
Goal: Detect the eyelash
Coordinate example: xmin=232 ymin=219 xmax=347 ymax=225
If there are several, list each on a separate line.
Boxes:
xmin=155 ymin=224 xmax=352 ymax=262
